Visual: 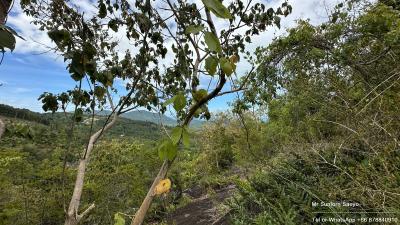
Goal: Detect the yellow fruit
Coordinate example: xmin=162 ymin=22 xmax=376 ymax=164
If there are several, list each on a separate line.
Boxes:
xmin=154 ymin=178 xmax=171 ymax=195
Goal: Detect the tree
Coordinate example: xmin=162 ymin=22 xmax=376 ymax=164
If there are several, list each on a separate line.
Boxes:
xmin=237 ymin=2 xmax=400 ymax=220
xmin=0 ymin=0 xmax=24 ymax=64
xmin=20 ymin=0 xmax=292 ymax=224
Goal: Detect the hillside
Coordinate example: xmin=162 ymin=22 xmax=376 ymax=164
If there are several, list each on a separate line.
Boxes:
xmin=96 ymin=109 xmax=204 ymax=127
xmin=0 ymin=104 xmax=164 ymax=140
xmin=96 ymin=109 xmax=177 ymax=126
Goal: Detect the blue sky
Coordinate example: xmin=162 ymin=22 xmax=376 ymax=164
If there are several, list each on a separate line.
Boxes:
xmin=0 ymin=0 xmax=335 ymax=113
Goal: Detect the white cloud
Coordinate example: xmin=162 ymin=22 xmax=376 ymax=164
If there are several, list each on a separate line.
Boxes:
xmin=14 ymin=87 xmax=32 ymax=93
xmin=7 ymin=1 xmax=56 ymax=55
xmin=7 ymin=0 xmax=339 ymax=59
xmin=5 ymin=0 xmax=341 ymax=112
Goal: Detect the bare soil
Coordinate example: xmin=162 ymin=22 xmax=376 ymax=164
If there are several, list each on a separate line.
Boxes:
xmin=166 ymin=185 xmax=236 ymax=225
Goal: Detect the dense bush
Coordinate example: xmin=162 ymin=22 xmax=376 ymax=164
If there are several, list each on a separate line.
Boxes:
xmin=225 ymin=1 xmax=400 ymax=224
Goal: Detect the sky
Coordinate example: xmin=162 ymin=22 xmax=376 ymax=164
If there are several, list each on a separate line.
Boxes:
xmin=0 ymin=0 xmax=339 ymax=113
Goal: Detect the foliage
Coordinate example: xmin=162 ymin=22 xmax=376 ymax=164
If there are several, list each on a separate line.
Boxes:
xmin=0 ymin=113 xmax=165 ymax=225
xmin=227 ymin=1 xmax=400 ymax=224
xmin=17 ymin=0 xmax=292 ymax=221
xmin=0 ymin=24 xmax=24 ymax=52
xmin=82 ymin=139 xmax=161 ymax=225
xmin=0 ymin=104 xmax=49 ymax=125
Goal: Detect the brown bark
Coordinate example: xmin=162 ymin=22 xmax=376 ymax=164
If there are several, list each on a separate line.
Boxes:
xmin=64 ymin=113 xmax=118 ymax=225
xmin=0 ymin=0 xmax=12 ymax=25
xmin=130 ymin=161 xmax=169 ymax=225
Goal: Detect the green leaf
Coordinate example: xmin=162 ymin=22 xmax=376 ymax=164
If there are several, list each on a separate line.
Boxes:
xmin=205 ymin=56 xmax=219 ymax=75
xmin=166 ymin=143 xmax=178 ymax=161
xmin=48 ymin=29 xmax=71 ymax=46
xmin=193 ymin=89 xmax=208 ymax=102
xmin=0 ymin=29 xmax=16 ymax=51
xmin=202 ymin=0 xmax=232 ymax=19
xmin=94 ymin=86 xmax=106 ymax=99
xmin=114 ymin=213 xmax=125 ymax=225
xmin=163 ymin=96 xmax=176 ymax=107
xmin=158 ymin=140 xmax=177 ymax=161
xmin=204 ymin=32 xmax=221 ymax=53
xmin=185 ymin=25 xmax=205 ymax=34
xmin=170 ymin=126 xmax=183 ymax=144
xmin=173 ymin=94 xmax=186 ymax=111
xmin=83 ymin=42 xmax=97 ymax=59
xmin=108 ymin=19 xmax=119 ymax=32
xmin=99 ymin=2 xmax=107 ymax=19
xmin=4 ymin=25 xmax=25 ymax=40
xmin=274 ymin=16 xmax=281 ymax=29
xmin=182 ymin=126 xmax=190 ymax=147
xmin=193 ymin=108 xmax=202 ymax=118
xmin=75 ymin=108 xmax=84 ymax=122
xmin=219 ymin=57 xmax=233 ymax=76
xmin=158 ymin=143 xmax=167 ymax=160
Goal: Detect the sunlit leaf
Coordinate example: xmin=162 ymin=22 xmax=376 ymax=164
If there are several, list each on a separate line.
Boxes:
xmin=205 ymin=56 xmax=219 ymax=75
xmin=202 ymin=0 xmax=232 ymax=19
xmin=163 ymin=96 xmax=176 ymax=107
xmin=114 ymin=213 xmax=125 ymax=225
xmin=219 ymin=57 xmax=233 ymax=76
xmin=173 ymin=94 xmax=186 ymax=111
xmin=158 ymin=140 xmax=177 ymax=161
xmin=204 ymin=32 xmax=221 ymax=53
xmin=170 ymin=126 xmax=183 ymax=144
xmin=185 ymin=25 xmax=205 ymax=34
xmin=193 ymin=89 xmax=208 ymax=102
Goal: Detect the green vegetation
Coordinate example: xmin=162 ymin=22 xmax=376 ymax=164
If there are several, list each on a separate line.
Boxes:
xmin=1 ymin=0 xmax=399 ymax=225
xmin=0 ymin=104 xmax=49 ymax=125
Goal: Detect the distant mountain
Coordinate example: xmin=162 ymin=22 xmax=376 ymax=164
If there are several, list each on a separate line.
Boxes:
xmin=96 ymin=110 xmax=204 ymax=127
xmin=0 ymin=104 xmax=164 ymax=140
xmin=123 ymin=110 xmax=177 ymax=126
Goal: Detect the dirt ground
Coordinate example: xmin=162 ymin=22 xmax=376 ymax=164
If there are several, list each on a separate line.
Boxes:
xmin=166 ymin=185 xmax=236 ymax=225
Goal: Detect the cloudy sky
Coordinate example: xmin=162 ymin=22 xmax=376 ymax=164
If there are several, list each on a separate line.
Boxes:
xmin=0 ymin=0 xmax=339 ymax=112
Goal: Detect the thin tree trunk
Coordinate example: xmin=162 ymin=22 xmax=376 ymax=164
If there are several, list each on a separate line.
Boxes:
xmin=0 ymin=0 xmax=12 ymax=24
xmin=130 ymin=161 xmax=169 ymax=225
xmin=64 ymin=113 xmax=118 ymax=225
xmin=0 ymin=118 xmax=5 ymax=140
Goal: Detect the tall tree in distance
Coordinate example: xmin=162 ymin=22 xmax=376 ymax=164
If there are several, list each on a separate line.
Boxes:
xmin=20 ymin=0 xmax=292 ymax=224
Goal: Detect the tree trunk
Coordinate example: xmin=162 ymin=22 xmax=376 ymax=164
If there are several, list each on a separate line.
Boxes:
xmin=0 ymin=118 xmax=4 ymax=140
xmin=64 ymin=113 xmax=118 ymax=225
xmin=0 ymin=0 xmax=12 ymax=25
xmin=130 ymin=161 xmax=169 ymax=225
